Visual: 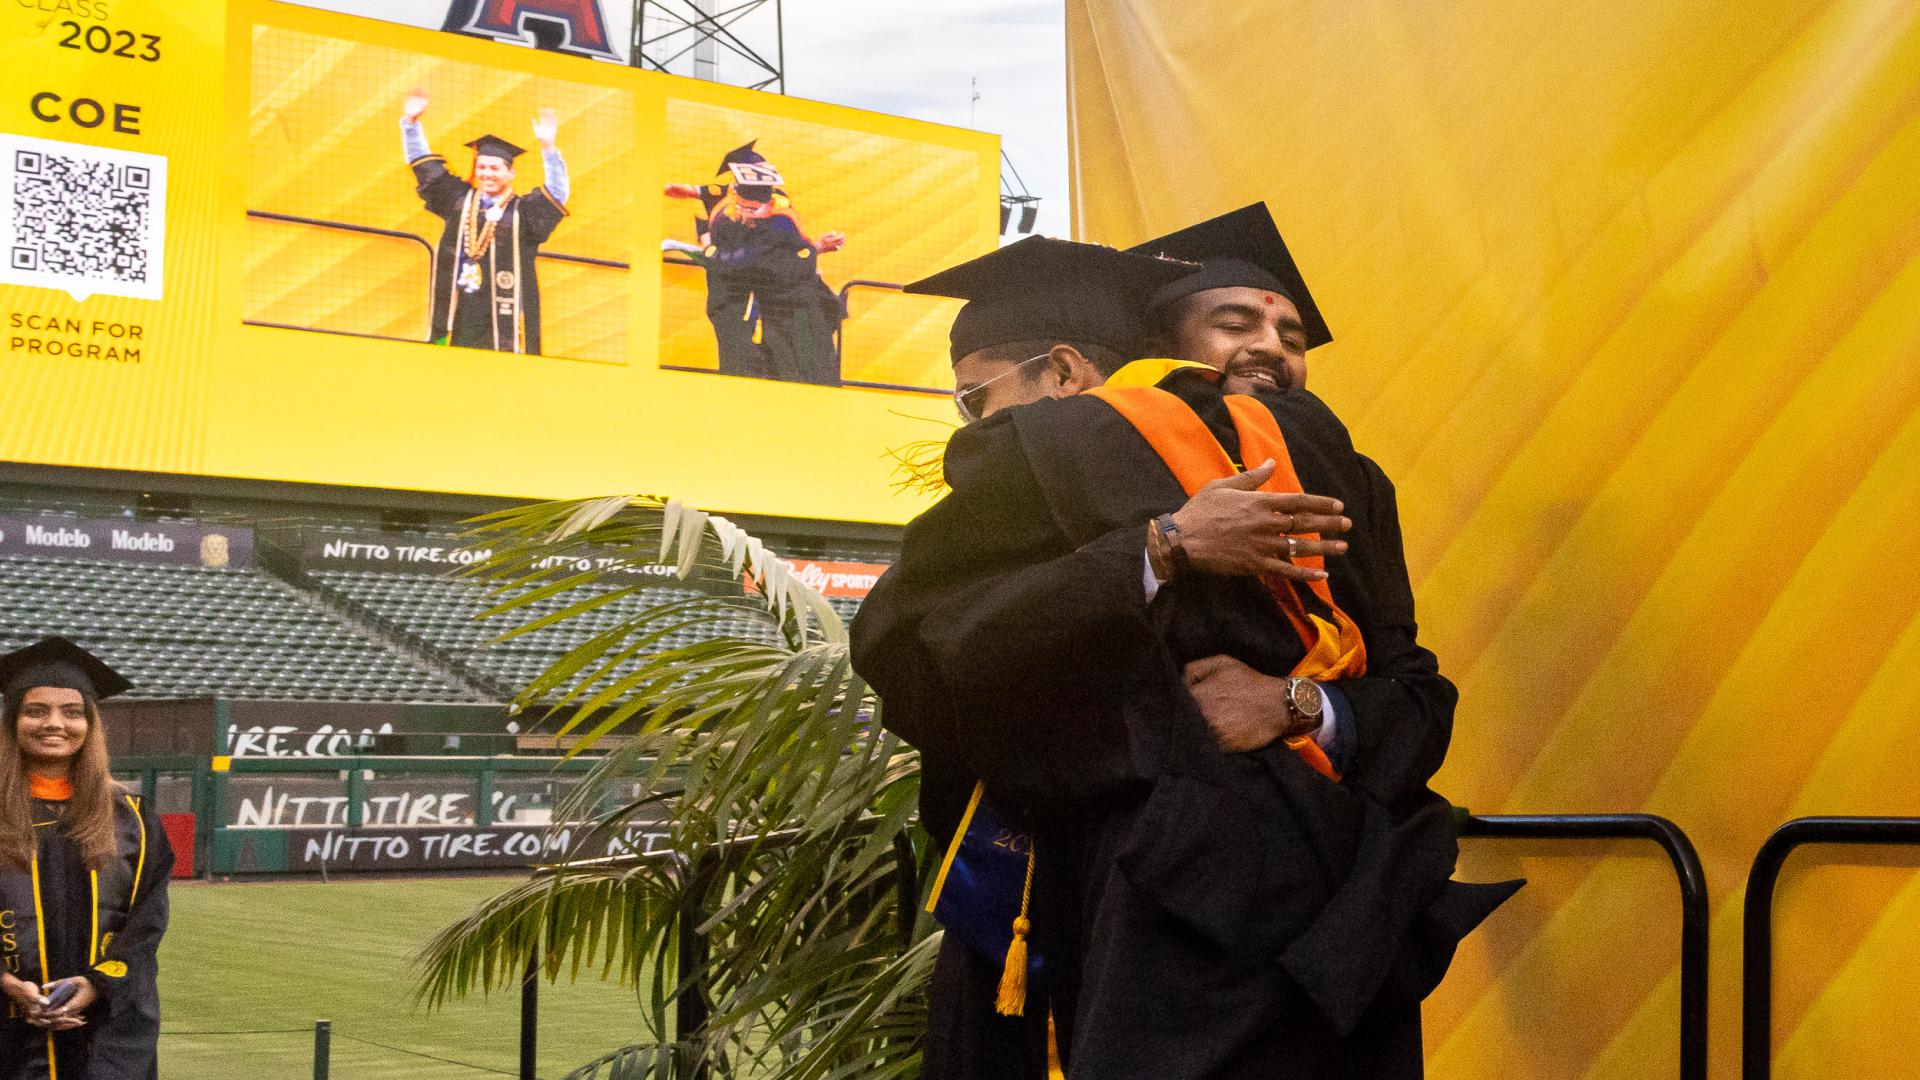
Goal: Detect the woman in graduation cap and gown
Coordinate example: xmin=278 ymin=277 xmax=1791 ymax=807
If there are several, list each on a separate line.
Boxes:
xmin=0 ymin=639 xmax=172 ymax=1080
xmin=851 ymin=235 xmax=1515 ymax=1079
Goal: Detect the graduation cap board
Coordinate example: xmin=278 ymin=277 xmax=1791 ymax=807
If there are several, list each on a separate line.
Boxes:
xmin=465 ymin=134 xmax=527 ymax=164
xmin=0 ymin=637 xmax=131 ymax=704
xmin=726 ymin=161 xmax=784 ymax=187
xmin=715 ymin=140 xmax=765 ymax=176
xmin=713 ymin=141 xmax=783 ymax=200
xmin=1127 ymin=203 xmax=1333 ymax=349
xmin=904 ymin=235 xmax=1200 ymax=363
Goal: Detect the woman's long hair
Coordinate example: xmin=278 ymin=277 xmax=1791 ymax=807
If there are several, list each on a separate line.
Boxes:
xmin=0 ymin=693 xmax=121 ymax=870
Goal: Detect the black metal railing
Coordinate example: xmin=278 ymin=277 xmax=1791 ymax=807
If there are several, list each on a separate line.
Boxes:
xmin=244 ymin=213 xmax=945 ymax=390
xmin=658 ymin=254 xmax=947 ymax=394
xmin=243 ymin=211 xmax=630 ymax=343
xmin=513 ymin=812 xmax=1711 ymax=1080
xmin=246 ymin=210 xmax=436 ymax=257
xmin=1742 ymin=816 xmax=1920 ymax=1080
xmin=1460 ymin=813 xmax=1709 ymax=1080
xmin=838 ymin=279 xmax=948 ymax=395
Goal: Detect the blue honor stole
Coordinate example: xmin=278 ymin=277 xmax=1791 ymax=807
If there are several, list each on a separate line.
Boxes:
xmin=925 ymin=781 xmax=1043 ymax=1016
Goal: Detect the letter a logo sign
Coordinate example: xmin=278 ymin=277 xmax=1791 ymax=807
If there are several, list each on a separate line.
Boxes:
xmin=448 ymin=0 xmax=622 ymax=62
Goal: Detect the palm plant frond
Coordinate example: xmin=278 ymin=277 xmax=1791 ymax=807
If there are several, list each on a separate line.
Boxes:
xmin=415 ymin=494 xmax=934 ymax=1079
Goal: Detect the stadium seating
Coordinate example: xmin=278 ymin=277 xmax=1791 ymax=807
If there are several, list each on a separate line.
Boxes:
xmin=0 ymin=555 xmax=479 ymax=702
xmin=299 ymin=527 xmax=884 ymax=701
xmin=312 ymin=567 xmax=791 ymax=696
xmin=2 ymin=512 xmax=885 ymax=705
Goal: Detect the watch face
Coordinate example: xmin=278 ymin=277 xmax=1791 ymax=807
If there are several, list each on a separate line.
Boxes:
xmin=1289 ymin=678 xmax=1322 ymax=718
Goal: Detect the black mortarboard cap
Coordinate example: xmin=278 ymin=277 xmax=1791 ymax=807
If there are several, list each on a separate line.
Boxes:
xmin=715 ymin=140 xmax=765 ymax=176
xmin=465 ymin=134 xmax=527 ymax=163
xmin=0 ymin=637 xmax=131 ymax=704
xmin=1129 ymin=203 xmax=1332 ymax=349
xmin=716 ymin=141 xmax=782 ymax=200
xmin=905 ymin=236 xmax=1200 ymax=363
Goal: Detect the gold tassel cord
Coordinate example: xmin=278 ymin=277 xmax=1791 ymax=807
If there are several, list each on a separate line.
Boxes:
xmin=995 ymin=844 xmax=1037 ymax=1017
xmin=887 ymin=438 xmax=952 ymax=497
xmin=885 ymin=410 xmax=958 ymax=497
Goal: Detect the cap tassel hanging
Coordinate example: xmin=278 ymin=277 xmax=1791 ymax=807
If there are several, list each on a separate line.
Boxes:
xmin=996 ymin=845 xmax=1037 ymax=1017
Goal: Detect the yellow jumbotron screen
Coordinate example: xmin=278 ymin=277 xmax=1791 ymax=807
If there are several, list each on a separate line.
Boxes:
xmin=0 ymin=0 xmax=994 ymax=524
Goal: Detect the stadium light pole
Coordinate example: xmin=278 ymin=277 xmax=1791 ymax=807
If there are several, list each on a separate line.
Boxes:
xmin=1000 ymin=149 xmax=1042 ymax=235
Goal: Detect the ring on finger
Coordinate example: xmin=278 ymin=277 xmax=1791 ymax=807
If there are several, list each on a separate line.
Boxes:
xmin=1286 ymin=536 xmax=1300 ymax=560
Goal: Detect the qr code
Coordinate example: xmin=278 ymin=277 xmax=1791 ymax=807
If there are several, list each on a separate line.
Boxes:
xmin=0 ymin=134 xmax=165 ymax=302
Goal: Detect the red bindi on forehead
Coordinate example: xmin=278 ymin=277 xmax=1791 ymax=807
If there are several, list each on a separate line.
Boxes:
xmin=1263 ymin=294 xmax=1276 ymax=305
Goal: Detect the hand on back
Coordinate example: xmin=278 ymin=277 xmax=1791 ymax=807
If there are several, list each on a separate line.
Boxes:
xmin=1167 ymin=460 xmax=1351 ymax=581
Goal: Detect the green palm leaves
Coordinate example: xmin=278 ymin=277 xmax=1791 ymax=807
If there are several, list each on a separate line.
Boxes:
xmin=413 ymin=495 xmax=931 ymax=1079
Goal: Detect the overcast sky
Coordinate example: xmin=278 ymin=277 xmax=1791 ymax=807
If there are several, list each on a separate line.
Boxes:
xmin=771 ymin=1 xmax=1070 ymax=241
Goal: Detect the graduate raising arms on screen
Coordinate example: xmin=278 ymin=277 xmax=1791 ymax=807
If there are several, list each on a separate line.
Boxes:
xmin=401 ymin=91 xmax=570 ymax=356
xmin=0 ymin=639 xmax=172 ymax=1080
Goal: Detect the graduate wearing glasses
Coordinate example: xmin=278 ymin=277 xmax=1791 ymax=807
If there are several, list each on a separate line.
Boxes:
xmin=855 ymin=231 xmax=1514 ymax=1079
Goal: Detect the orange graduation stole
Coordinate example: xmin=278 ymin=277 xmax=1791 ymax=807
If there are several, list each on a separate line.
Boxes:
xmin=28 ymin=773 xmax=73 ymax=801
xmin=1089 ymin=384 xmax=1369 ymax=780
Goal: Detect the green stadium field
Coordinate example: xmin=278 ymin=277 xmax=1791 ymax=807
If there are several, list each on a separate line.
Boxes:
xmin=157 ymin=875 xmax=645 ymax=1079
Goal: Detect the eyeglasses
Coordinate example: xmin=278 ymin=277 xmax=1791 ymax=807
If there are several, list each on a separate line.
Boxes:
xmin=953 ymin=352 xmax=1052 ymax=424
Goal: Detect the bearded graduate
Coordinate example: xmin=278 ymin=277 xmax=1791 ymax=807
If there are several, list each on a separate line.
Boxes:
xmin=0 ymin=639 xmax=172 ymax=1080
xmin=850 ymin=236 xmax=1517 ymax=1079
xmin=401 ymin=91 xmax=570 ymax=355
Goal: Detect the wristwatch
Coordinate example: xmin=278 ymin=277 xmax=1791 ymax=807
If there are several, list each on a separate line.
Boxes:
xmin=1282 ymin=677 xmax=1324 ymax=736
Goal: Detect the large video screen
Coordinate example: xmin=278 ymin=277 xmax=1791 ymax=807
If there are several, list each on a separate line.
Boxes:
xmin=0 ymin=0 xmax=994 ymax=524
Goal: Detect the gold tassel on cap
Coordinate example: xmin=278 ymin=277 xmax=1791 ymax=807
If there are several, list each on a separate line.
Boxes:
xmin=996 ymin=845 xmax=1037 ymax=1016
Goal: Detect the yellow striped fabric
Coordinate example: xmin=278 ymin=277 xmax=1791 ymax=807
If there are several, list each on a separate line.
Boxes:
xmin=1067 ymin=1 xmax=1920 ymax=1075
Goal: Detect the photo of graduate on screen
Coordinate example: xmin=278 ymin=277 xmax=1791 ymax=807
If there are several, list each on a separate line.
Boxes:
xmin=663 ymin=141 xmax=847 ymax=385
xmin=402 ymin=90 xmax=571 ymax=355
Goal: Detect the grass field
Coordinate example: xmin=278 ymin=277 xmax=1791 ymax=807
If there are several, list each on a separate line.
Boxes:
xmin=159 ymin=875 xmax=648 ymax=1080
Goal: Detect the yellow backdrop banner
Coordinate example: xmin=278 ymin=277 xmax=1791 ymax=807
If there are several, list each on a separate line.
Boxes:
xmin=1068 ymin=1 xmax=1920 ymax=1076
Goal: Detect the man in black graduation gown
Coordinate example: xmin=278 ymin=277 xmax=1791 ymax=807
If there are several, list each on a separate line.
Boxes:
xmin=665 ymin=141 xmax=847 ymax=385
xmin=401 ymin=92 xmax=570 ymax=355
xmin=850 ymin=236 xmax=1515 ymax=1078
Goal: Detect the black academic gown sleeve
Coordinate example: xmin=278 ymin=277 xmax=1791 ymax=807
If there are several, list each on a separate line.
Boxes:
xmin=517 ymin=187 xmax=567 ymax=245
xmin=1323 ymin=457 xmax=1455 ymax=813
xmin=856 ymin=418 xmax=1164 ymax=1080
xmin=83 ymin=797 xmax=171 ymax=1080
xmin=853 ymin=413 xmax=1160 ymax=841
xmin=411 ymin=157 xmax=470 ymax=219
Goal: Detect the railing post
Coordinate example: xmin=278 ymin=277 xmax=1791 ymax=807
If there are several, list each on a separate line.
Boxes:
xmin=478 ymin=763 xmax=496 ymax=828
xmin=312 ymin=1019 xmax=330 ymax=1080
xmin=891 ymin=832 xmax=919 ymax=948
xmin=1461 ymin=813 xmax=1708 ymax=1080
xmin=1741 ymin=816 xmax=1920 ymax=1080
xmin=677 ymin=856 xmax=712 ymax=1080
xmin=345 ymin=760 xmax=366 ymax=829
xmin=520 ymin=955 xmax=539 ymax=1080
